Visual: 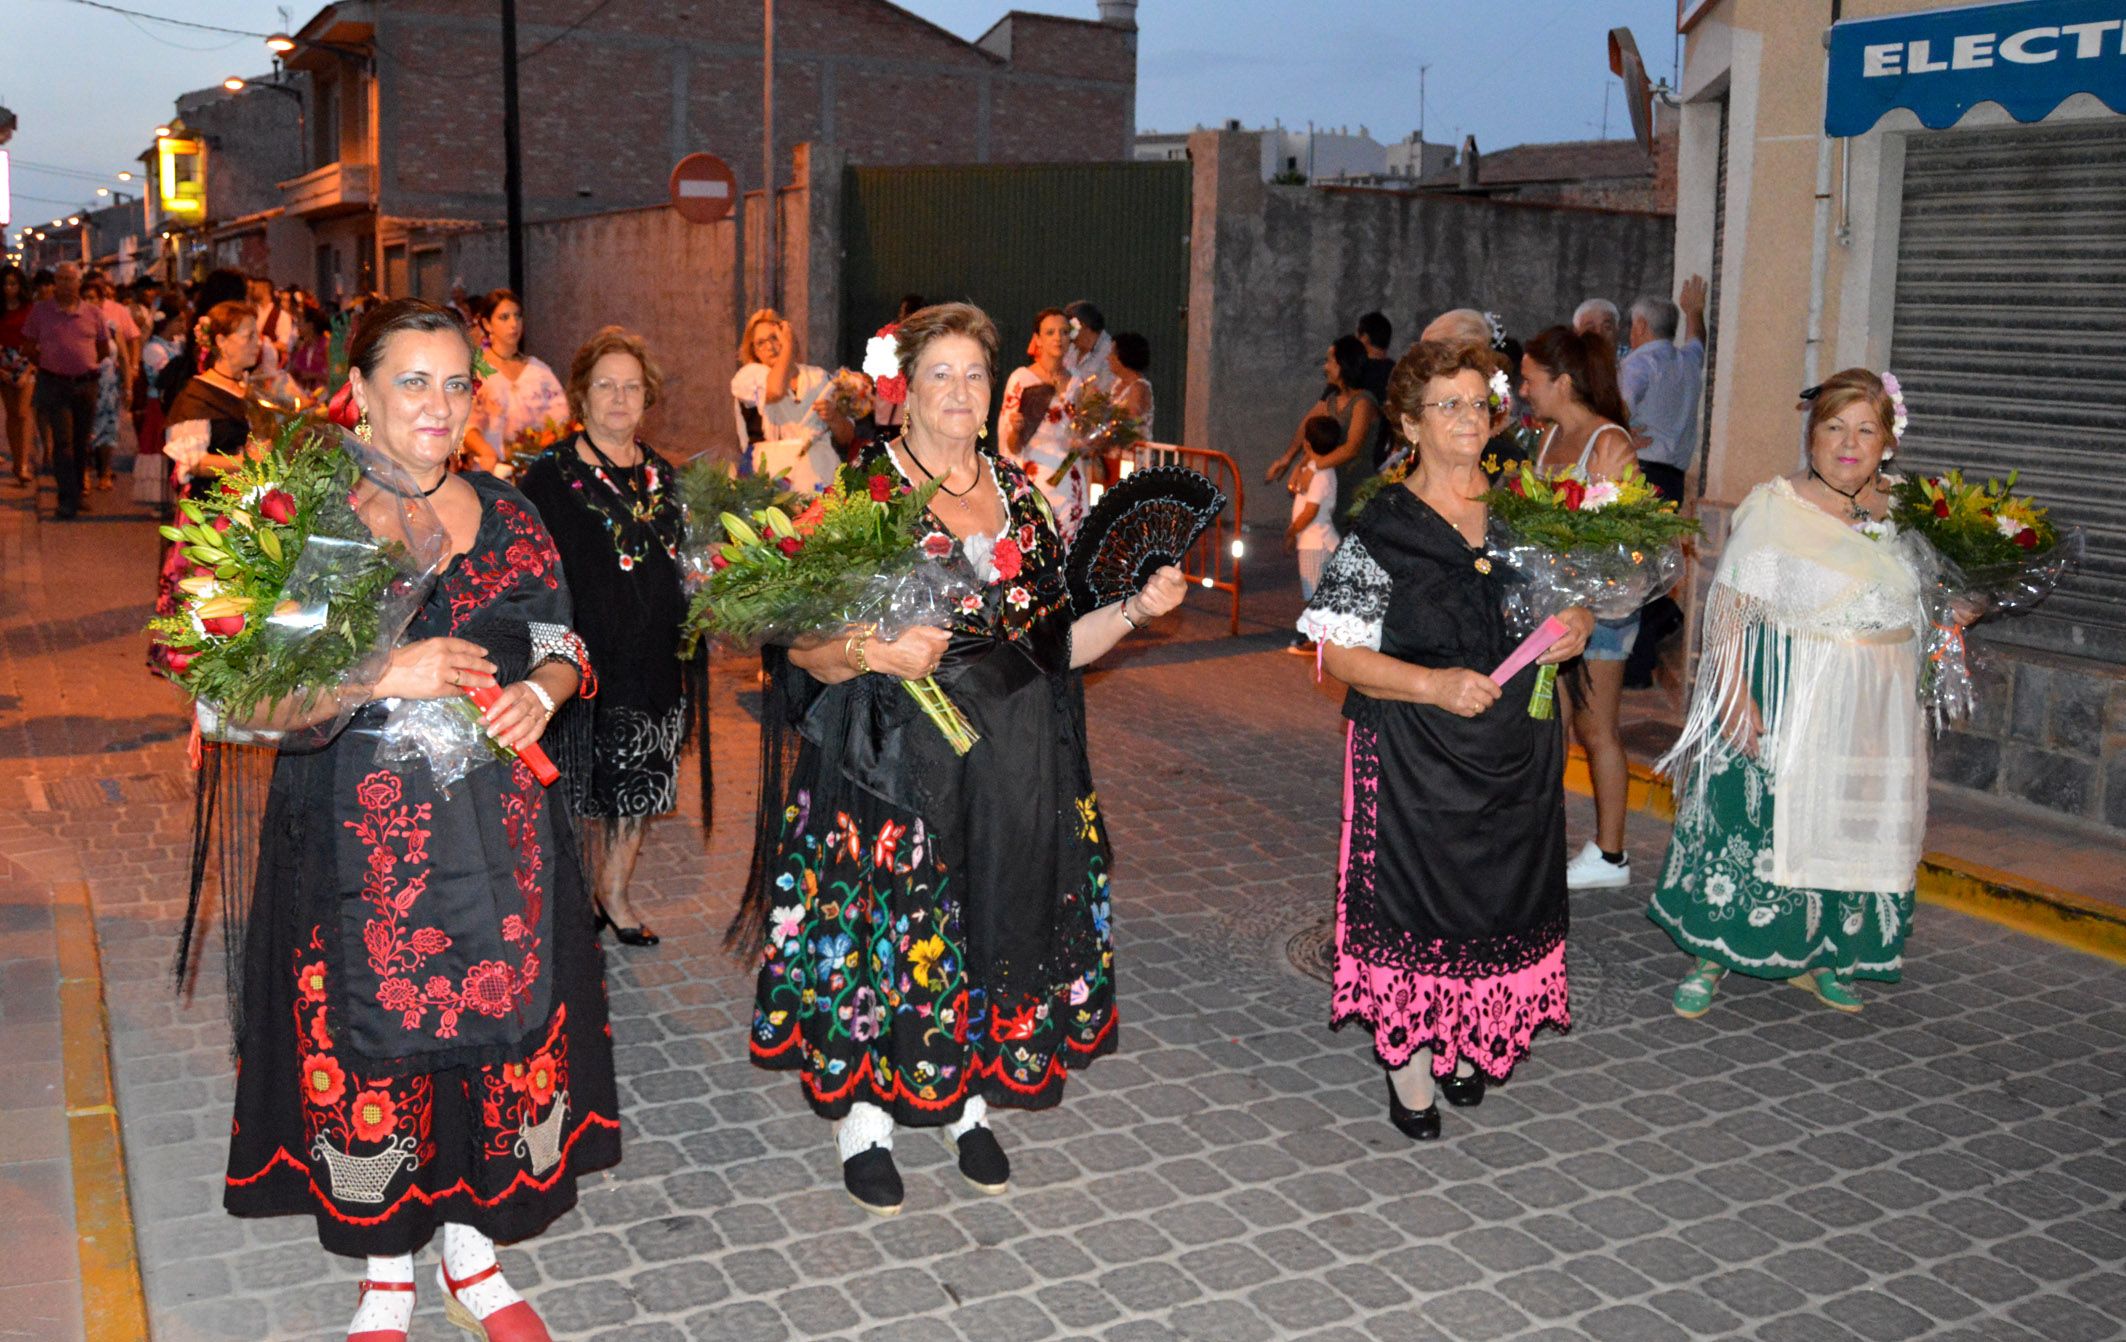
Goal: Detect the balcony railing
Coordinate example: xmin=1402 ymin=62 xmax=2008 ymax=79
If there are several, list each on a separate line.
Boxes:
xmin=279 ymin=161 xmax=373 ymax=219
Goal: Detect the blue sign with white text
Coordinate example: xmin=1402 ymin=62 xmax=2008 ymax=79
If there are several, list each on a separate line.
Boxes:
xmin=1825 ymin=0 xmax=2126 ymax=136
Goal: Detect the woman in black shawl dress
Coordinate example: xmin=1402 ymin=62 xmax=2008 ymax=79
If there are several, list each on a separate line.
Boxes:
xmin=151 ymin=300 xmax=259 ymax=677
xmin=218 ymin=301 xmax=616 ymax=1342
xmin=744 ymin=303 xmax=1186 ymax=1216
xmin=1298 ymin=340 xmax=1591 ymax=1141
xmin=518 ymin=327 xmax=689 ymax=946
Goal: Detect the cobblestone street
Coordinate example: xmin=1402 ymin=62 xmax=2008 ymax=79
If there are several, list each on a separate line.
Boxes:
xmin=3 ymin=490 xmax=2124 ymax=1341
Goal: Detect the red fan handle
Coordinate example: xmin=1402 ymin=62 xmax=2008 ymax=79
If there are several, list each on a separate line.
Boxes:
xmin=466 ymin=683 xmax=560 ymax=786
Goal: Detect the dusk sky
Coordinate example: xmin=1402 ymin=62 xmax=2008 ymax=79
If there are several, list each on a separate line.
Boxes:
xmin=8 ymin=0 xmax=1681 ymax=233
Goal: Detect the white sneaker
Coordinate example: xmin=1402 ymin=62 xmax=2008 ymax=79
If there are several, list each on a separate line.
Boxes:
xmin=1565 ymin=840 xmax=1630 ymax=889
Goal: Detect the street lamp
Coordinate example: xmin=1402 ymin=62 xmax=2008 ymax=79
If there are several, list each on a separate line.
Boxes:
xmin=154 ymin=124 xmax=171 ymax=138
xmin=266 ymin=32 xmax=297 ymax=55
xmin=223 ymin=76 xmax=247 ymax=92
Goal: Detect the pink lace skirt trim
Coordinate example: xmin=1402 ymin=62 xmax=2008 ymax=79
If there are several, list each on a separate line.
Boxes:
xmin=1330 ymin=939 xmax=1570 ymax=1078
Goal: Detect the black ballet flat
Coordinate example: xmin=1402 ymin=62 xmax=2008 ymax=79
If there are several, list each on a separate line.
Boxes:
xmin=953 ymin=1125 xmax=1011 ymax=1195
xmin=1385 ymin=1073 xmax=1441 ymax=1142
xmin=1439 ymin=1070 xmax=1486 ymax=1108
xmin=594 ymin=907 xmax=661 ymax=947
xmin=843 ymin=1146 xmax=904 ymax=1216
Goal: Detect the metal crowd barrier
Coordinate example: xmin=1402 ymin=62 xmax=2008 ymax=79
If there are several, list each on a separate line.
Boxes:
xmin=1089 ymin=442 xmax=1245 ymax=637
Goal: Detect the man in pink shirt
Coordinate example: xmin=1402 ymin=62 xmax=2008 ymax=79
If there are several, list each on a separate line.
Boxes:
xmin=23 ymin=263 xmax=111 ymax=518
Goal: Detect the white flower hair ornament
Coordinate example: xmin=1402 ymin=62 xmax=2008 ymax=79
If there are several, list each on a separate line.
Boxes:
xmin=864 ymin=323 xmax=907 ymax=405
xmin=1879 ymin=370 xmax=1909 ymax=438
xmin=1487 ymin=369 xmax=1512 ymax=411
xmin=1483 ymin=311 xmax=1507 ymax=350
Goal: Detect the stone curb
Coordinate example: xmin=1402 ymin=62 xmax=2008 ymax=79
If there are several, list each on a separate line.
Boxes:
xmin=52 ymin=878 xmax=150 ymax=1342
xmin=1565 ymin=746 xmax=2126 ymax=966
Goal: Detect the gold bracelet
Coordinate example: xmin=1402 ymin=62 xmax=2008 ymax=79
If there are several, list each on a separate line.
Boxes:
xmin=846 ymin=630 xmax=872 ymax=674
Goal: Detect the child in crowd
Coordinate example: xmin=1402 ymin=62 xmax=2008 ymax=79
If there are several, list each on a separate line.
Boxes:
xmin=1286 ymin=414 xmax=1343 ymax=655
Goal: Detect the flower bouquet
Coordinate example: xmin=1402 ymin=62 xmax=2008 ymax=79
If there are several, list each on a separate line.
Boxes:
xmin=820 ymin=368 xmax=874 ymax=422
xmin=675 ymin=458 xmax=797 ymax=637
xmin=1889 ymin=469 xmax=2082 ymax=726
xmin=501 ymin=416 xmax=575 ymax=472
xmin=147 ymin=411 xmax=448 ymax=747
xmin=1053 ymin=384 xmax=1145 ymax=487
xmin=1484 ymin=461 xmax=1701 ymax=717
xmin=686 ymin=462 xmax=980 ymax=754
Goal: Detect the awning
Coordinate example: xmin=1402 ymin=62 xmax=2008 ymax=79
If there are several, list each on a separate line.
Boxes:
xmin=1825 ymin=0 xmax=2126 ymax=136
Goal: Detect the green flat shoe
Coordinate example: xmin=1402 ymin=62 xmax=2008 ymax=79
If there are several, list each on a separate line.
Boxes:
xmin=1672 ymin=959 xmax=1726 ymax=1019
xmin=1790 ymin=968 xmax=1862 ymax=1013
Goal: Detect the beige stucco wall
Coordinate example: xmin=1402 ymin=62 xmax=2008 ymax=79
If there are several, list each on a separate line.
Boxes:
xmin=1675 ymin=0 xmax=2069 ymax=506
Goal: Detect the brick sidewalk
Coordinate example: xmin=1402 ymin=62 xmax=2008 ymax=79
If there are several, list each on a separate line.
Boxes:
xmin=3 ymin=490 xmax=2124 ymax=1341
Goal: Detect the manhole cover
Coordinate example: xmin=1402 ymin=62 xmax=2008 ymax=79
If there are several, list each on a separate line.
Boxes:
xmin=1278 ymin=902 xmax=1668 ymax=1027
xmin=1285 ymin=914 xmax=1335 ymax=984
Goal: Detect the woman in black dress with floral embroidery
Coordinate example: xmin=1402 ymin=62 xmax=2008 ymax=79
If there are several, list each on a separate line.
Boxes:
xmin=518 ymin=327 xmax=688 ymax=946
xmin=217 ymin=301 xmax=616 ymax=1342
xmin=1298 ymin=339 xmax=1591 ymax=1142
xmin=742 ymin=303 xmax=1187 ymax=1215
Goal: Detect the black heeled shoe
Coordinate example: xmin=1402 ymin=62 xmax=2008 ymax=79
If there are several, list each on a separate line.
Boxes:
xmin=1385 ymin=1072 xmax=1441 ymax=1141
xmin=594 ymin=906 xmax=660 ymax=947
xmin=1439 ymin=1069 xmax=1486 ymax=1108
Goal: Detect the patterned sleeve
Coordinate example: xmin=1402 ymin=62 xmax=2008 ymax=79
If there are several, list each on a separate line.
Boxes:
xmin=529 ymin=621 xmax=598 ymax=698
xmin=1297 ymin=534 xmax=1392 ymax=650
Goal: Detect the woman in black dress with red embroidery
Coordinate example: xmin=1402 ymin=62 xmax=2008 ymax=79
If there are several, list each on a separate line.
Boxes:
xmin=219 ymin=301 xmax=617 ymax=1342
xmin=518 ymin=326 xmax=688 ymax=946
xmin=743 ymin=303 xmax=1187 ymax=1215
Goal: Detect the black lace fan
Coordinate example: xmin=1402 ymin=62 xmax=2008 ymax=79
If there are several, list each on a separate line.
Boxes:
xmin=1066 ymin=465 xmax=1228 ymax=614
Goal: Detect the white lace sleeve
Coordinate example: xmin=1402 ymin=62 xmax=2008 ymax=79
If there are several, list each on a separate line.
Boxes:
xmin=1298 ymin=535 xmax=1390 ymax=650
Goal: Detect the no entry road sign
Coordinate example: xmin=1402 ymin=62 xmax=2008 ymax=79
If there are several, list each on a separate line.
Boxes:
xmin=669 ymin=153 xmax=737 ymax=225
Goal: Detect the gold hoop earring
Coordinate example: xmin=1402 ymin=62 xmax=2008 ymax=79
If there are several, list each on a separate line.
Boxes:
xmin=354 ymin=413 xmax=373 ymax=443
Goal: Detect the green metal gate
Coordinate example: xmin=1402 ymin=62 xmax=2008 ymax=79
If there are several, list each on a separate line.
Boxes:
xmin=841 ymin=160 xmax=1192 ymax=445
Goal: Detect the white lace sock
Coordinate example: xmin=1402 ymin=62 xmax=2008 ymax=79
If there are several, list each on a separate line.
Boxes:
xmin=438 ymin=1222 xmax=523 ymax=1320
xmin=943 ymin=1095 xmax=989 ymax=1140
xmin=835 ymin=1101 xmax=894 ymax=1161
xmin=1389 ymin=1050 xmax=1436 ymax=1110
xmin=349 ymin=1253 xmax=415 ymax=1336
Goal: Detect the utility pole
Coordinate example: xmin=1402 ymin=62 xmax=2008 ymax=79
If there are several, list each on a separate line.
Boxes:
xmin=762 ymin=0 xmax=777 ymax=310
xmin=501 ymin=0 xmax=526 ymax=295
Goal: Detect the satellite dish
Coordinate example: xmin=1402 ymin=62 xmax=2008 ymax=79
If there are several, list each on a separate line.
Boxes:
xmin=1608 ymin=27 xmax=1655 ymax=155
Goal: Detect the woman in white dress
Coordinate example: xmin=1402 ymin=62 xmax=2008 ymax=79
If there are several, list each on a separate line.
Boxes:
xmin=730 ymin=308 xmax=837 ymax=493
xmin=459 ymin=288 xmax=570 ymax=478
xmin=999 ymin=308 xmax=1085 ymax=541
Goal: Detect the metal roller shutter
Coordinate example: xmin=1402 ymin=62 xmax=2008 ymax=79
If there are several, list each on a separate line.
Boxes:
xmin=1890 ymin=119 xmax=2126 ymax=663
xmin=1694 ymin=96 xmax=1729 ymax=497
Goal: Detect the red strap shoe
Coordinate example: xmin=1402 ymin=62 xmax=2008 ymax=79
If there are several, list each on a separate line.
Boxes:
xmin=439 ymin=1262 xmax=553 ymax=1342
xmin=348 ymin=1278 xmax=415 ymax=1342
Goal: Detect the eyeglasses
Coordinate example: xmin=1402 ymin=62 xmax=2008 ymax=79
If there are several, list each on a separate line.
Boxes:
xmin=590 ymin=379 xmax=646 ymax=399
xmin=1416 ymin=397 xmax=1493 ymax=423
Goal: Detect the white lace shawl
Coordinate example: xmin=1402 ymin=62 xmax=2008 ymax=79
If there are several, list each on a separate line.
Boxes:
xmin=1658 ymin=478 xmax=1930 ymax=894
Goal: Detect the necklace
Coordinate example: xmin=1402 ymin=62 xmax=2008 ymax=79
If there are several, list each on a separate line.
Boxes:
xmin=572 ymin=433 xmax=673 ymax=572
xmin=1809 ymin=467 xmax=1873 ymax=522
xmin=420 ymin=471 xmax=449 ymax=497
xmin=903 ymin=439 xmax=980 ymax=497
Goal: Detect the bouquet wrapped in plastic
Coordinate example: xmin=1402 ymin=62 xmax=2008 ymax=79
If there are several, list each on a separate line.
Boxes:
xmin=148 ymin=411 xmax=448 ymax=748
xmin=675 ymin=457 xmax=797 ymax=614
xmin=685 ymin=462 xmax=980 ymax=754
xmin=1484 ymin=462 xmax=1700 ymax=717
xmin=1052 ymin=384 xmax=1145 ymax=487
xmin=820 ymin=368 xmax=874 ymax=422
xmin=1889 ymin=470 xmax=2082 ymax=727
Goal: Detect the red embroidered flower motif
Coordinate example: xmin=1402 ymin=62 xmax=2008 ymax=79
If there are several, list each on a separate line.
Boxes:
xmin=872 ymin=819 xmax=907 ymax=871
xmin=1044 ymin=401 xmax=1067 ymax=424
xmin=296 ymin=961 xmax=329 ymax=1004
xmin=460 ymin=960 xmax=518 ymax=1018
xmin=301 ymin=1053 xmax=347 ymax=1107
xmin=868 ymin=474 xmax=894 ymax=502
xmin=1006 ymin=585 xmax=1032 ymax=611
xmin=1016 ymin=524 xmax=1036 ymax=550
xmin=522 ymin=1052 xmax=559 ymax=1107
xmin=957 ymin=593 xmax=985 ymax=615
xmin=410 ymin=926 xmax=452 ymax=956
xmin=349 ymin=1089 xmax=398 ymax=1142
xmin=992 ymin=537 xmax=1024 ymax=582
xmin=355 ymin=773 xmax=403 ymax=812
xmin=377 ymin=977 xmax=419 ymax=1014
xmin=994 ymin=1004 xmax=1039 ymax=1041
xmin=920 ymin=531 xmax=954 ymax=560
xmin=500 ymin=914 xmax=528 ymax=944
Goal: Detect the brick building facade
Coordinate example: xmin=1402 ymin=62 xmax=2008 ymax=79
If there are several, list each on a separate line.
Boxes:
xmin=279 ymin=0 xmax=1138 ymax=301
